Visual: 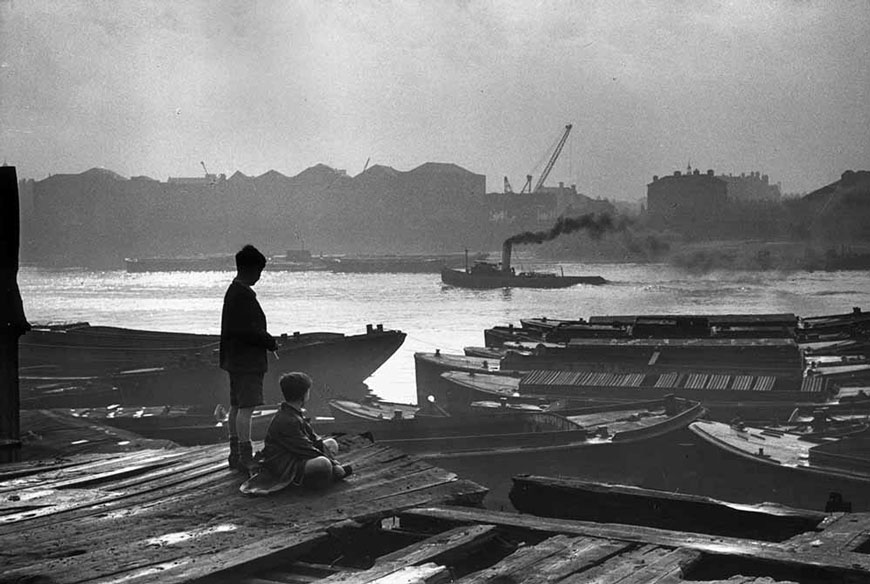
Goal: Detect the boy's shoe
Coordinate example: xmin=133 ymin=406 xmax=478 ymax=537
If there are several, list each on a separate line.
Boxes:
xmin=237 ymin=441 xmax=257 ymax=475
xmin=339 ymin=464 xmax=353 ymax=479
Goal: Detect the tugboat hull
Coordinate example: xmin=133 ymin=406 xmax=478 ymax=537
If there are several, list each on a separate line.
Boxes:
xmin=441 ymin=267 xmax=606 ymax=289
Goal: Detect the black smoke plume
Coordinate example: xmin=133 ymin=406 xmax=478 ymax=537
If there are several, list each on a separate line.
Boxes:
xmin=505 ymin=213 xmax=630 ymax=246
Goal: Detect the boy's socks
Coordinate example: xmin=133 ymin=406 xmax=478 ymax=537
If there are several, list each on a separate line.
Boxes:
xmin=227 ymin=437 xmax=240 ymax=471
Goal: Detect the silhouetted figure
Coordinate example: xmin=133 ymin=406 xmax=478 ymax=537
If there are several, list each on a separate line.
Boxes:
xmin=220 ymin=245 xmax=277 ymax=473
xmin=825 ymin=492 xmax=852 ymax=513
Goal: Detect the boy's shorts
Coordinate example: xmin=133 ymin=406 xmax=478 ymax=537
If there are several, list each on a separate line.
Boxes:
xmin=229 ymin=372 xmax=265 ymax=408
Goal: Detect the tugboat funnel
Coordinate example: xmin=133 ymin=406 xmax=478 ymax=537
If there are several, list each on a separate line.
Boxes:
xmin=502 ymin=242 xmax=512 ymax=273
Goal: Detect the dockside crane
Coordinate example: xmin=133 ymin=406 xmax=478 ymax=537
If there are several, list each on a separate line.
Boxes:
xmin=528 ymin=123 xmax=572 ymax=194
xmin=504 ymin=124 xmax=574 ymax=195
xmin=503 ymin=177 xmax=514 ymax=193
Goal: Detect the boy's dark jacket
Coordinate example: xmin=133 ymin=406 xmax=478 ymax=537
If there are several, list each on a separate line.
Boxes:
xmin=219 ymin=279 xmax=277 ymax=373
xmin=259 ymin=402 xmax=328 ymax=484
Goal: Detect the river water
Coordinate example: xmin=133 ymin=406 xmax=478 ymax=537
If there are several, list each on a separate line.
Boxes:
xmin=18 ymin=262 xmax=870 ymax=404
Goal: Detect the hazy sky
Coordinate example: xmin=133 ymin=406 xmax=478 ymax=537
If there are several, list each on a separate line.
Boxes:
xmin=2 ymin=1 xmax=868 ymax=200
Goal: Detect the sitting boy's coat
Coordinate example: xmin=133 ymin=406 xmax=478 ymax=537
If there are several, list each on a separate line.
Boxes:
xmin=259 ymin=402 xmax=329 ymax=485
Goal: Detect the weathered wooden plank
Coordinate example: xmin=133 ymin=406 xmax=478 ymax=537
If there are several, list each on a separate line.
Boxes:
xmin=376 ymin=524 xmax=497 ymax=564
xmin=0 ymin=457 xmax=229 ymax=528
xmin=127 ymin=481 xmax=485 ymax=584
xmin=453 ymin=535 xmax=578 ymax=584
xmin=1 ymin=474 xmax=484 ymax=583
xmin=3 ymin=523 xmax=326 ymax=584
xmin=87 ymin=528 xmax=331 ymax=584
xmin=0 ymin=452 xmax=471 ymax=566
xmin=0 ymin=451 xmax=121 ymax=481
xmin=232 ymin=462 xmax=460 ymax=531
xmin=559 ymin=544 xmax=665 ymax=584
xmin=506 ymin=537 xmax=635 ymax=584
xmin=1 ymin=439 xmax=385 ymax=533
xmin=320 ymin=524 xmax=498 ymax=583
xmin=0 ymin=473 xmax=371 ymax=565
xmin=368 ymin=563 xmax=452 ymax=584
xmin=0 ymin=436 xmax=488 ymax=584
xmin=792 ymin=512 xmax=870 ymax=554
xmin=600 ymin=548 xmax=702 ymax=584
xmin=399 ymin=506 xmax=870 ymax=575
xmin=0 ymin=463 xmax=233 ymax=545
xmin=0 ymin=447 xmax=193 ymax=493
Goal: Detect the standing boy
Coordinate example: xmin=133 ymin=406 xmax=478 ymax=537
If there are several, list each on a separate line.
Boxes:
xmin=220 ymin=244 xmax=277 ymax=472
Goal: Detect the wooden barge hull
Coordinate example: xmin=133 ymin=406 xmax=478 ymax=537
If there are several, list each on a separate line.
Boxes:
xmin=414 ymin=351 xmax=521 ymax=412
xmin=19 ymin=324 xmax=406 ymax=416
xmin=412 ymin=406 xmax=703 ymax=511
xmin=61 ymin=405 xmax=279 ymax=446
xmin=316 ymin=398 xmax=705 ymax=511
xmin=501 ymin=337 xmax=804 ymax=376
xmin=685 ymin=419 xmax=870 ymax=511
xmin=508 ymin=474 xmax=829 ymax=542
xmin=328 ymin=399 xmax=421 ymax=422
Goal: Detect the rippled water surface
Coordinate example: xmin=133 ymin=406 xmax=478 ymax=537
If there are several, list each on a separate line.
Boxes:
xmin=19 ymin=263 xmax=870 ymax=403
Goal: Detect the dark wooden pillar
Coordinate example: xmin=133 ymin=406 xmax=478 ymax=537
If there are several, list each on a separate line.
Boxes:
xmin=1 ymin=166 xmax=30 ymax=463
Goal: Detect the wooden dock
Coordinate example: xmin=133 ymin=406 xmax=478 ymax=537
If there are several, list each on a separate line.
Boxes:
xmin=3 ymin=414 xmax=870 ymax=583
xmin=0 ymin=436 xmax=485 ymax=583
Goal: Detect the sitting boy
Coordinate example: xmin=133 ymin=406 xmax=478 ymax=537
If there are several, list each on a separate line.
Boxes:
xmin=258 ymin=372 xmax=352 ymax=489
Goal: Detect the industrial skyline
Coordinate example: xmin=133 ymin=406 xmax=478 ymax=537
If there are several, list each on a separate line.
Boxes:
xmin=1 ymin=1 xmax=868 ymax=200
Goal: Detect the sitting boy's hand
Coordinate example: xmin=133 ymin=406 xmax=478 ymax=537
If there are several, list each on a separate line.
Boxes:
xmin=322 ymin=437 xmax=339 ymax=457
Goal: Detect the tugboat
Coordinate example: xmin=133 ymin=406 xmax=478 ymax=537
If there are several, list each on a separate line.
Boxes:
xmin=440 ymin=243 xmax=606 ymax=289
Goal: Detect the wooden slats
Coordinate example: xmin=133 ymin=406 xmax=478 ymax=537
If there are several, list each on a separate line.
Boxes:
xmin=732 ymin=375 xmax=755 ymax=391
xmin=452 ymin=534 xmax=582 ymax=584
xmin=753 ymin=376 xmax=775 ymax=392
xmin=706 ymin=375 xmax=731 ymax=390
xmin=320 ymin=524 xmax=498 ymax=583
xmin=801 ymin=375 xmax=827 ymax=393
xmin=684 ymin=374 xmax=709 ymax=389
xmin=558 ymin=544 xmax=673 ymax=584
xmin=399 ymin=506 xmax=870 ymax=574
xmin=524 ymin=368 xmax=790 ymax=396
xmin=654 ymin=373 xmax=679 ymax=389
xmin=469 ymin=536 xmax=633 ymax=584
xmin=572 ymin=547 xmax=701 ymax=584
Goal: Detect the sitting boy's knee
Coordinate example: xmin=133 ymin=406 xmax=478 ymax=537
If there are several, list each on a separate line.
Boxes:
xmin=322 ymin=437 xmax=339 ymax=457
xmin=303 ymin=456 xmax=334 ymax=489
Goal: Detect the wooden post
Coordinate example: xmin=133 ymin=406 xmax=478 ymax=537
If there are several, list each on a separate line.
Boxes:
xmin=0 ymin=166 xmax=30 ymax=463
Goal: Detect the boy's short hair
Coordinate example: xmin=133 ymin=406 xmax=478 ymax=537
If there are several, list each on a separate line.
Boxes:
xmin=280 ymin=372 xmax=313 ymax=401
xmin=235 ymin=244 xmax=267 ymax=271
